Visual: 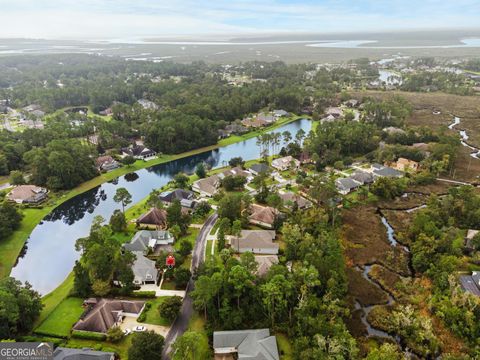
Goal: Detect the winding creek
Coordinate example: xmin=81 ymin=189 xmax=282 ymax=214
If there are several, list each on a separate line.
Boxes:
xmin=10 ymin=118 xmax=312 ymax=294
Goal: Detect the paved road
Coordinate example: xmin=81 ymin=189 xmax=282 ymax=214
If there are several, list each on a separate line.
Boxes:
xmin=161 ymin=212 xmax=218 ymax=359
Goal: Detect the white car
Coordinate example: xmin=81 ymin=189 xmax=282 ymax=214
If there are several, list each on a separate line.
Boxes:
xmin=133 ymin=326 xmax=146 ymax=332
xmin=123 ymin=328 xmax=132 ymax=335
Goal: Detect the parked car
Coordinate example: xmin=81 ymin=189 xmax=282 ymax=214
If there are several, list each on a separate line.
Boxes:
xmin=123 ymin=328 xmax=132 ymax=335
xmin=133 ymin=326 xmax=146 ymax=332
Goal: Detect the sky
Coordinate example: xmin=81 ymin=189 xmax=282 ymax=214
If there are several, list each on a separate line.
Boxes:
xmin=0 ymin=0 xmax=479 ymax=40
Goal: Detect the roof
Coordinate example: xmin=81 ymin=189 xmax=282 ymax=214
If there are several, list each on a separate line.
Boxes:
xmin=248 ymin=204 xmax=279 ymax=226
xmin=137 ymin=208 xmax=167 ymax=227
xmin=350 ymin=171 xmax=374 ymax=184
xmin=278 ymin=192 xmax=311 ymax=209
xmin=467 ymin=229 xmax=480 ymax=240
xmin=213 ymin=328 xmax=280 ymax=360
xmin=242 ymin=117 xmax=268 ymax=128
xmin=255 ymin=255 xmax=279 ymax=277
xmin=193 ymin=175 xmax=220 ymax=195
xmin=231 ymin=230 xmax=278 ymax=253
xmin=273 ymin=109 xmax=289 ymax=117
xmin=95 ymin=156 xmax=117 ymax=167
xmin=335 ymin=178 xmax=361 ymax=191
xmin=159 ymin=188 xmax=194 ymax=203
xmin=124 ymin=230 xmax=174 ymax=252
xmin=325 ymin=107 xmax=343 ymax=117
xmin=122 ymin=145 xmax=155 ymax=157
xmin=250 ymin=163 xmax=270 ymax=174
xmin=53 ymin=347 xmax=114 ymax=360
xmin=131 ymin=251 xmax=159 ymax=284
xmin=7 ymin=185 xmax=47 ymax=202
xmin=73 ymin=299 xmax=145 ymax=333
xmin=460 ymin=274 xmax=480 ymax=296
xmin=271 ymin=156 xmax=299 ymax=169
xmin=373 ymin=167 xmax=404 ymax=178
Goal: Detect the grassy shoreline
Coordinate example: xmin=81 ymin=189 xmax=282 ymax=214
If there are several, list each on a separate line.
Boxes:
xmin=0 ymin=115 xmax=306 ymax=279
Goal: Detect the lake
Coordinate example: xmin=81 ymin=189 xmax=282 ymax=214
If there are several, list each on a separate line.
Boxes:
xmin=10 ymin=118 xmax=312 ymax=294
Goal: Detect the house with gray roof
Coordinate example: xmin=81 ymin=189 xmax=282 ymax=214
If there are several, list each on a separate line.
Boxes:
xmin=250 ymin=163 xmax=270 ymax=176
xmin=230 ymin=230 xmax=278 ymax=255
xmin=124 ymin=230 xmax=174 ymax=256
xmin=335 ymin=177 xmax=362 ymax=195
xmin=53 ymin=347 xmax=115 ymax=360
xmin=213 ymin=328 xmax=280 ymax=360
xmin=350 ymin=170 xmax=375 ymax=185
xmin=373 ymin=166 xmax=404 ymax=178
xmin=131 ymin=252 xmax=159 ymax=285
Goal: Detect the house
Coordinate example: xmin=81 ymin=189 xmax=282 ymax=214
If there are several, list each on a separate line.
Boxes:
xmin=460 ymin=272 xmax=480 ymax=296
xmin=136 ymin=208 xmax=168 ymax=229
xmin=248 ymin=204 xmax=279 ymax=229
xmin=72 ymin=299 xmax=145 ymax=333
xmin=325 ymin=107 xmax=343 ymax=118
xmin=373 ymin=166 xmax=404 ymax=178
xmin=99 ymin=107 xmax=113 ymax=116
xmin=249 ymin=163 xmax=270 ymax=176
xmin=255 ymin=255 xmax=279 ymax=277
xmin=219 ymin=166 xmax=252 ymax=181
xmin=213 ymin=328 xmax=280 ymax=360
xmin=241 ymin=117 xmax=268 ymax=128
xmin=131 ymin=252 xmax=159 ymax=285
xmin=256 ymin=112 xmax=275 ymax=123
xmin=53 ymin=347 xmax=115 ymax=360
xmin=95 ymin=156 xmax=120 ymax=172
xmin=225 ymin=123 xmax=248 ymax=135
xmin=22 ymin=104 xmax=42 ymax=113
xmin=273 ymin=109 xmax=289 ymax=119
xmin=335 ymin=178 xmax=362 ymax=195
xmin=278 ymin=192 xmax=312 ymax=209
xmin=160 ymin=188 xmax=195 ymax=204
xmin=393 ymin=158 xmax=419 ymax=172
xmin=350 ymin=171 xmax=375 ymax=185
xmin=124 ymin=230 xmax=174 ymax=255
xmin=271 ymin=156 xmax=300 ymax=171
xmin=230 ymin=230 xmax=278 ymax=255
xmin=121 ymin=145 xmax=156 ymax=160
xmin=345 ymin=99 xmax=359 ymax=108
xmin=192 ymin=175 xmax=221 ymax=197
xmin=137 ymin=99 xmax=159 ymax=110
xmin=7 ymin=185 xmax=48 ymax=204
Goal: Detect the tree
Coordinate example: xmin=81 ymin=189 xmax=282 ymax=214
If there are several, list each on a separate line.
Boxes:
xmin=128 ymin=331 xmax=164 ymax=360
xmin=109 ymin=209 xmax=127 ymax=232
xmin=231 ymin=220 xmax=242 ymax=237
xmin=0 ymin=277 xmax=43 ymax=339
xmin=172 ymin=331 xmax=210 ymax=360
xmin=365 ymin=344 xmax=403 ymax=360
xmin=158 ymin=296 xmax=183 ymax=322
xmin=195 ymin=163 xmax=206 ymax=179
xmin=228 ymin=265 xmax=254 ymax=309
xmin=121 ymin=155 xmax=136 ymax=166
xmin=190 ymin=275 xmax=214 ymax=319
xmin=174 ymin=267 xmax=191 ymax=288
xmin=167 ymin=200 xmax=191 ymax=234
xmin=146 ymin=189 xmax=163 ymax=209
xmin=73 ymin=261 xmax=91 ymax=297
xmin=9 ymin=171 xmax=25 ymax=185
xmin=217 ymin=193 xmax=243 ymax=222
xmin=174 ymin=173 xmax=189 ymax=189
xmin=0 ymin=201 xmax=22 ymax=241
xmin=113 ymin=187 xmax=132 ymax=212
xmin=261 ymin=274 xmax=293 ymax=327
xmin=228 ymin=157 xmax=245 ymax=168
xmin=107 ymin=326 xmax=124 ymax=343
xmin=178 ymin=240 xmax=193 ymax=257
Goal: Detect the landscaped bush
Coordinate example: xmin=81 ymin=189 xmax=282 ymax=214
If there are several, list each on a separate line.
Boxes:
xmin=21 ymin=335 xmax=65 ymax=346
xmin=71 ymin=330 xmax=107 ymax=341
xmin=130 ymin=291 xmax=156 ymax=298
xmin=33 ymin=329 xmax=69 ymax=339
xmin=137 ymin=302 xmax=152 ymax=323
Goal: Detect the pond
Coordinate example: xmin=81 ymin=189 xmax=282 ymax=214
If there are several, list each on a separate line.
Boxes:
xmin=10 ymin=119 xmax=312 ymax=294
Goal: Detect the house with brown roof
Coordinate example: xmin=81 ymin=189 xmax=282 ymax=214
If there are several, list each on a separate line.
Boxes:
xmin=136 ymin=208 xmax=167 ymax=229
xmin=7 ymin=185 xmax=48 ymax=204
xmin=393 ymin=158 xmax=419 ymax=172
xmin=230 ymin=230 xmax=278 ymax=255
xmin=271 ymin=156 xmax=300 ymax=171
xmin=72 ymin=299 xmax=145 ymax=333
xmin=248 ymin=204 xmax=280 ymax=229
xmin=241 ymin=117 xmax=269 ymax=128
xmin=95 ymin=156 xmax=120 ymax=172
xmin=255 ymin=255 xmax=279 ymax=276
xmin=278 ymin=192 xmax=312 ymax=210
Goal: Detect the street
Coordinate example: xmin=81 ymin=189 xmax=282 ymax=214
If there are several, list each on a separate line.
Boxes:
xmin=161 ymin=212 xmax=218 ymax=359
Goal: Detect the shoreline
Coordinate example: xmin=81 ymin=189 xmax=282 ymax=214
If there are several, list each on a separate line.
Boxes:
xmin=0 ymin=115 xmax=308 ymax=279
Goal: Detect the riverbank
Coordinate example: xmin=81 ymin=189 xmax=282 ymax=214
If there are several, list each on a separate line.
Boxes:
xmin=0 ymin=115 xmax=307 ymax=280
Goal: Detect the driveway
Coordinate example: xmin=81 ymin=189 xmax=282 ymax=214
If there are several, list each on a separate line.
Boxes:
xmin=161 ymin=212 xmax=218 ymax=359
xmin=136 ymin=284 xmax=186 ymax=298
xmin=119 ymin=315 xmax=169 ymax=337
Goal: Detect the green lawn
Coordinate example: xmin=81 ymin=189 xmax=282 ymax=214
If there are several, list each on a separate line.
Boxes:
xmin=140 ymin=297 xmax=171 ymax=326
xmin=35 ymin=297 xmax=84 ymax=338
xmin=206 ymin=240 xmax=214 ymax=259
xmin=275 ymin=333 xmax=293 ymax=360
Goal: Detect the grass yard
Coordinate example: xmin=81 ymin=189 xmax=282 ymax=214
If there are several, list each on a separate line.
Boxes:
xmin=36 ymin=272 xmax=75 ymax=326
xmin=141 ymin=297 xmax=171 ymax=326
xmin=275 ymin=333 xmax=293 ymax=360
xmin=34 ymin=297 xmax=84 ymax=338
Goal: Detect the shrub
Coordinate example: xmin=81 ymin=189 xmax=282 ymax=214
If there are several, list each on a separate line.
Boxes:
xmin=137 ymin=302 xmax=152 ymax=323
xmin=158 ymin=296 xmax=183 ymax=322
xmin=106 ymin=326 xmax=124 ymax=343
xmin=33 ymin=329 xmax=69 ymax=339
xmin=71 ymin=330 xmax=106 ymax=341
xmin=130 ymin=291 xmax=156 ymax=298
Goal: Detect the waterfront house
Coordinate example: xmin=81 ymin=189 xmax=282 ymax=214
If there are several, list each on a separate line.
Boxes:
xmin=124 ymin=230 xmax=174 ymax=255
xmin=213 ymin=328 xmax=280 ymax=360
xmin=136 ymin=208 xmax=168 ymax=229
xmin=121 ymin=145 xmax=156 ymax=160
xmin=271 ymin=156 xmax=300 ymax=171
xmin=192 ymin=175 xmax=221 ymax=197
xmin=7 ymin=185 xmax=48 ymax=204
xmin=249 ymin=163 xmax=270 ymax=176
xmin=95 ymin=155 xmax=120 ymax=172
xmin=159 ymin=188 xmax=196 ymax=208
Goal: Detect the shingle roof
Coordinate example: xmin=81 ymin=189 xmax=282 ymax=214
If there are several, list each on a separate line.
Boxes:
xmin=159 ymin=189 xmax=194 ymax=203
xmin=213 ymin=328 xmax=280 ymax=360
xmin=124 ymin=230 xmax=173 ymax=253
xmin=373 ymin=167 xmax=404 ymax=178
xmin=131 ymin=251 xmax=158 ymax=284
xmin=248 ymin=204 xmax=279 ymax=227
xmin=72 ymin=299 xmax=145 ymax=333
xmin=278 ymin=192 xmax=311 ymax=209
xmin=137 ymin=208 xmax=167 ymax=227
xmin=335 ymin=178 xmax=361 ymax=191
xmin=53 ymin=347 xmax=114 ymax=360
xmin=250 ymin=163 xmax=270 ymax=174
xmin=230 ymin=230 xmax=278 ymax=253
xmin=7 ymin=185 xmax=47 ymax=203
xmin=350 ymin=171 xmax=374 ymax=185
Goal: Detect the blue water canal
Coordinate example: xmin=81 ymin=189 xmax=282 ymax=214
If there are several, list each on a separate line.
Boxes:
xmin=11 ymin=118 xmax=312 ymax=294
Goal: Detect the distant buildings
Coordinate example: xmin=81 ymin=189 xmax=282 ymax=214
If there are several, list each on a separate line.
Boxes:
xmin=7 ymin=185 xmax=48 ymax=204
xmin=213 ymin=328 xmax=280 ymax=360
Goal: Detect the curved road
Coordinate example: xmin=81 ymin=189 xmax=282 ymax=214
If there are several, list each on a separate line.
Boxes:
xmin=162 ymin=212 xmax=218 ymax=359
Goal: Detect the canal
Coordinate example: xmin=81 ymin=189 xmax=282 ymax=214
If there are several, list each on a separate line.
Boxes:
xmin=11 ymin=118 xmax=312 ymax=294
